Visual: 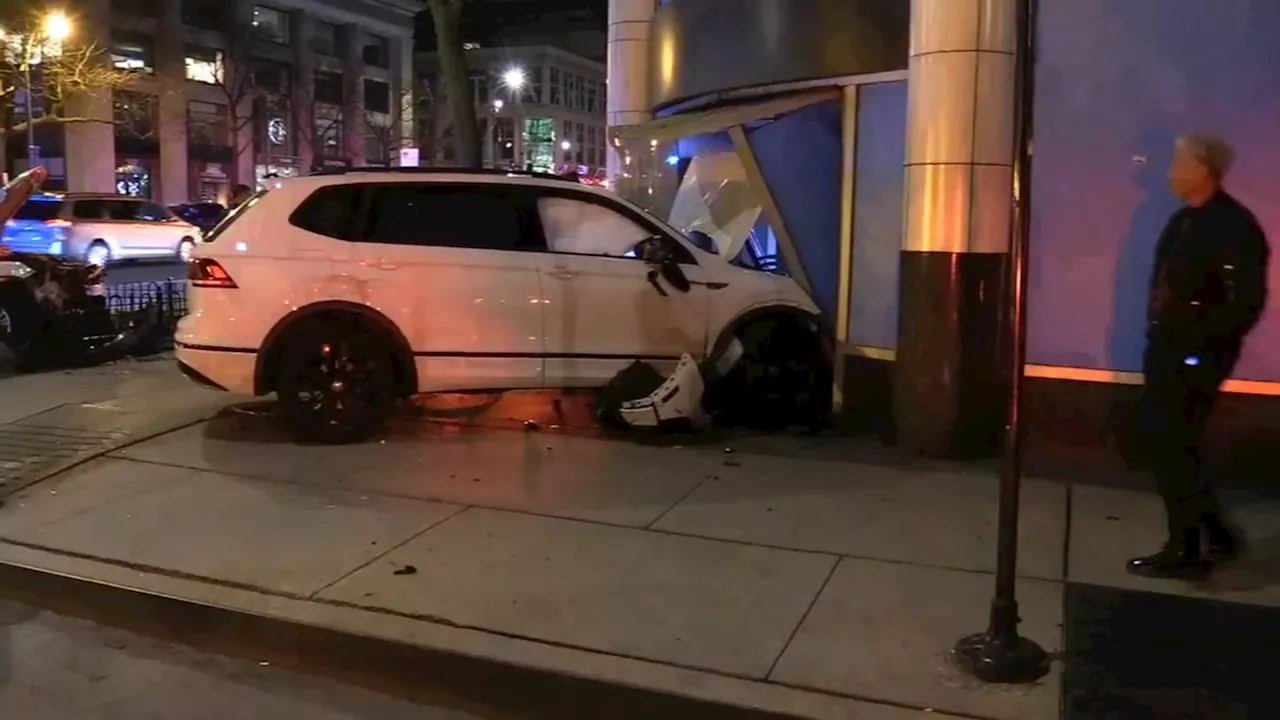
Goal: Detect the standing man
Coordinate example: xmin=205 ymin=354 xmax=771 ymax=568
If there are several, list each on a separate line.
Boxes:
xmin=1129 ymin=133 xmax=1270 ymax=579
xmin=228 ymin=184 xmax=253 ymax=210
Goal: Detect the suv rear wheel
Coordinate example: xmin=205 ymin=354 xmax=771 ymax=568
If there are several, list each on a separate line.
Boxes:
xmin=275 ymin=313 xmax=398 ymax=444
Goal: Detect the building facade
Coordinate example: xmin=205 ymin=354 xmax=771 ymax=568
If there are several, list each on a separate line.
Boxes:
xmin=608 ymin=0 xmax=1280 ymax=467
xmin=4 ymin=0 xmax=416 ymax=205
xmin=416 ymin=45 xmax=607 ymax=179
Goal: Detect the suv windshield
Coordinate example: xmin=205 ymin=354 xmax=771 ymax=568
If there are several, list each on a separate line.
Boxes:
xmin=12 ymin=198 xmax=63 ymax=221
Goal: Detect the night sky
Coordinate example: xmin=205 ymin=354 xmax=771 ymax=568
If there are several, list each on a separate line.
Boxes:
xmin=415 ymin=0 xmax=608 ymax=56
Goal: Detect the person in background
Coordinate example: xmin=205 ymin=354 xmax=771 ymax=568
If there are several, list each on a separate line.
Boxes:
xmin=1128 ymin=133 xmax=1270 ymax=579
xmin=228 ymin=184 xmax=253 ymax=209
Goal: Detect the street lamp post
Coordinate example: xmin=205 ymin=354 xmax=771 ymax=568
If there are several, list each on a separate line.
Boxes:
xmin=951 ymin=0 xmax=1048 ymax=685
xmin=16 ymin=12 xmax=73 ymax=170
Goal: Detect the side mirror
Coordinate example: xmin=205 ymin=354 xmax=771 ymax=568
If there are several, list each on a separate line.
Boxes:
xmin=636 ymin=236 xmax=691 ymax=294
xmin=634 ymin=235 xmax=669 ymax=264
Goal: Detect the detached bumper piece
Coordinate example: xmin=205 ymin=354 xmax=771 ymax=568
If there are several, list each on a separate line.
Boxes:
xmin=618 ymin=354 xmax=709 ymax=430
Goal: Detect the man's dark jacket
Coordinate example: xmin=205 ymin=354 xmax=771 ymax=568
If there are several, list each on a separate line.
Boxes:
xmin=1147 ymin=191 xmax=1270 ymax=364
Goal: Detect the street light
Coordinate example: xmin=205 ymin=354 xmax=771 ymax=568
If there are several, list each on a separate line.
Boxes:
xmin=43 ymin=12 xmax=72 ymax=41
xmin=560 ymin=140 xmax=572 ymax=151
xmin=16 ymin=11 xmax=74 ymax=170
xmin=501 ymin=67 xmax=526 ymax=91
xmin=951 ymin=0 xmax=1049 ymax=686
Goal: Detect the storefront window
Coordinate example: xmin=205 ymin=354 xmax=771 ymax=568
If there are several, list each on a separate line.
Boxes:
xmin=522 ymin=117 xmax=555 ymax=173
xmin=187 ymin=100 xmax=229 ymax=147
xmin=115 ymin=162 xmax=152 ymax=198
xmin=494 ymin=117 xmax=516 ymax=163
xmin=313 ymin=104 xmax=343 ymax=159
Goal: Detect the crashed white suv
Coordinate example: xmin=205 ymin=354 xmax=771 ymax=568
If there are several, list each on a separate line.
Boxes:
xmin=175 ymin=168 xmax=828 ymax=442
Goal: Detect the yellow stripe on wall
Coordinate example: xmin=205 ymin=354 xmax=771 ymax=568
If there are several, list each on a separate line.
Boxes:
xmin=846 ymin=345 xmax=1280 ymax=396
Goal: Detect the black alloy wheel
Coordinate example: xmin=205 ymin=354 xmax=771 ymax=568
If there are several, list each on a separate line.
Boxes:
xmin=276 ymin=316 xmax=397 ymax=444
xmin=714 ymin=318 xmax=832 ymax=431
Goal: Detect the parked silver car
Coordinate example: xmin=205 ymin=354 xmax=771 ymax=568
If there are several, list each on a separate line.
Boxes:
xmin=1 ymin=192 xmax=202 ymax=266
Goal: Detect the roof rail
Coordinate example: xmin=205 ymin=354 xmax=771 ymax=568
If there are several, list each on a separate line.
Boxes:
xmin=304 ymin=166 xmax=579 ymax=183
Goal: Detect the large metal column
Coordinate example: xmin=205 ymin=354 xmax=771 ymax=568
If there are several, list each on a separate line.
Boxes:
xmin=895 ymin=0 xmax=1017 ymax=457
xmin=605 ymin=0 xmax=656 ymax=184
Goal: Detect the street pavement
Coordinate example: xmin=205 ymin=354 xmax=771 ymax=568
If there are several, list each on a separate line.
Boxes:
xmin=0 ymin=368 xmax=1274 ymax=718
xmin=102 ymin=260 xmax=185 ymax=288
xmin=0 ymin=599 xmax=484 ymax=719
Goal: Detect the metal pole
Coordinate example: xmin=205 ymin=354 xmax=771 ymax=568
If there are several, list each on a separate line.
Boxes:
xmin=24 ymin=35 xmax=40 ymax=168
xmin=952 ymin=0 xmax=1049 ymax=684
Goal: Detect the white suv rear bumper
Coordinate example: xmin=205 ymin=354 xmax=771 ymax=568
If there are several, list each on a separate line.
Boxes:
xmin=175 ymin=344 xmax=257 ymax=395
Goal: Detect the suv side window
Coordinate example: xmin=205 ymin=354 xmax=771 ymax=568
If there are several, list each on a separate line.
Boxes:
xmin=137 ymin=202 xmax=171 ymax=221
xmin=360 ymin=183 xmax=525 ymax=252
xmin=534 ymin=192 xmax=697 ymax=264
xmin=106 ymin=200 xmax=142 ymax=221
xmin=536 ymin=195 xmax=652 ymax=257
xmin=289 ymin=185 xmax=364 ymax=240
xmin=70 ymin=200 xmax=109 ymax=220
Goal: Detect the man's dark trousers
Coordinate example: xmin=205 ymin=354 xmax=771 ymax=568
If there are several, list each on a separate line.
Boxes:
xmin=1139 ymin=335 xmax=1237 ymax=551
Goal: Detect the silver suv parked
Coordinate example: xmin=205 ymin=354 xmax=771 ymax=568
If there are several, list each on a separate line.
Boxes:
xmin=1 ymin=192 xmax=202 ymax=266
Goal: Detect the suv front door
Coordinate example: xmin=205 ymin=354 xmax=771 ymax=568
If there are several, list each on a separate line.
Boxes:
xmin=352 ymin=181 xmax=546 ymax=391
xmin=531 ymin=190 xmax=709 ymax=387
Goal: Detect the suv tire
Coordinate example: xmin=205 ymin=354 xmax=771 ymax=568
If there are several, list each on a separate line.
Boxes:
xmin=275 ymin=313 xmax=398 ymax=444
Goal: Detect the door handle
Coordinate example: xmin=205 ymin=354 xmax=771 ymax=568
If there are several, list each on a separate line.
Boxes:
xmin=377 ymin=261 xmax=399 ymax=270
xmin=691 ymin=281 xmax=729 ymax=290
xmin=546 ymin=269 xmax=574 ymax=280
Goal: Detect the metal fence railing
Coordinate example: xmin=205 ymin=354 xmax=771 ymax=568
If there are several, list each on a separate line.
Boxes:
xmin=103 ymin=279 xmax=188 ymax=355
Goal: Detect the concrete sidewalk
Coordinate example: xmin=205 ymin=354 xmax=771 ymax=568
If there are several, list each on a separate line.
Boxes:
xmin=0 ymin=410 xmax=1276 ymax=719
xmin=0 ymin=356 xmax=234 ymax=499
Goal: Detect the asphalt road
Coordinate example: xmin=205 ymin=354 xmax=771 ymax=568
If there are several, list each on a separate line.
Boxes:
xmin=101 ymin=260 xmax=186 ymax=288
xmin=0 ymin=600 xmax=487 ymax=720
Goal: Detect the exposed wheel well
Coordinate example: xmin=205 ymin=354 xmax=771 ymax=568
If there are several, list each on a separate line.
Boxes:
xmin=710 ymin=306 xmax=830 ymax=364
xmin=254 ymin=302 xmax=417 ymax=397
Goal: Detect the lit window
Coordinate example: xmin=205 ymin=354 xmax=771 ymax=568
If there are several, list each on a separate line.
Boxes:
xmin=184 ymin=46 xmax=224 ymax=84
xmin=251 ymin=5 xmax=289 ymax=44
xmin=110 ymin=34 xmax=154 ymax=73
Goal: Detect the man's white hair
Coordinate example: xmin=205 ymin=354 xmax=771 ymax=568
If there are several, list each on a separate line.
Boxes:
xmin=1175 ymin=132 xmax=1235 ymax=180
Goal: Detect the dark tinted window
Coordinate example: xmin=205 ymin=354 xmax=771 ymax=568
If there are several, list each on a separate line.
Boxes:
xmin=362 ymin=184 xmax=523 ymax=251
xmin=71 ymin=200 xmax=110 ymax=220
xmin=138 ymin=202 xmax=171 ymax=221
xmin=12 ymin=199 xmax=63 ymax=221
xmin=107 ymin=200 xmax=142 ymax=221
xmin=289 ymin=186 xmax=364 ymax=240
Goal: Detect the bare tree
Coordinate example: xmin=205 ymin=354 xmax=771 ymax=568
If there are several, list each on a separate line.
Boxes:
xmin=425 ymin=0 xmax=480 ymax=168
xmin=0 ymin=27 xmax=139 ymax=171
xmin=292 ymin=69 xmax=347 ymax=168
xmin=361 ymin=87 xmax=416 ymax=165
xmin=196 ymin=20 xmax=276 ymax=182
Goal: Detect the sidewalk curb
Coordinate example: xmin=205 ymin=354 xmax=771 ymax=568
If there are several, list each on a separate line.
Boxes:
xmin=0 ymin=553 xmax=820 ymax=720
xmin=0 ymin=540 xmax=974 ymax=720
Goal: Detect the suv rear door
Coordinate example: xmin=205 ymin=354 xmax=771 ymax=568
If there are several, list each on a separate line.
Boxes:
xmin=348 ymin=181 xmax=546 ymax=391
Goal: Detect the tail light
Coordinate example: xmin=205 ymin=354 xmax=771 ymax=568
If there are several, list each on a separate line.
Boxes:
xmin=187 ymin=258 xmax=237 ymax=288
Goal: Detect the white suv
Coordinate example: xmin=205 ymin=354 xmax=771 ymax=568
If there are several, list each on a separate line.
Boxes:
xmin=175 ymin=169 xmax=828 ymax=442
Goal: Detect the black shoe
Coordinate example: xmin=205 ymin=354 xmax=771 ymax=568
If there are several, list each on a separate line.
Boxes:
xmin=1126 ymin=546 xmax=1209 ymax=579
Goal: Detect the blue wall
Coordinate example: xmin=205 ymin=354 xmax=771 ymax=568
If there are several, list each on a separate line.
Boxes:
xmin=1029 ymin=0 xmax=1280 ymax=379
xmin=747 ymin=100 xmax=844 ymax=318
xmin=848 ymin=81 xmax=908 ymax=349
